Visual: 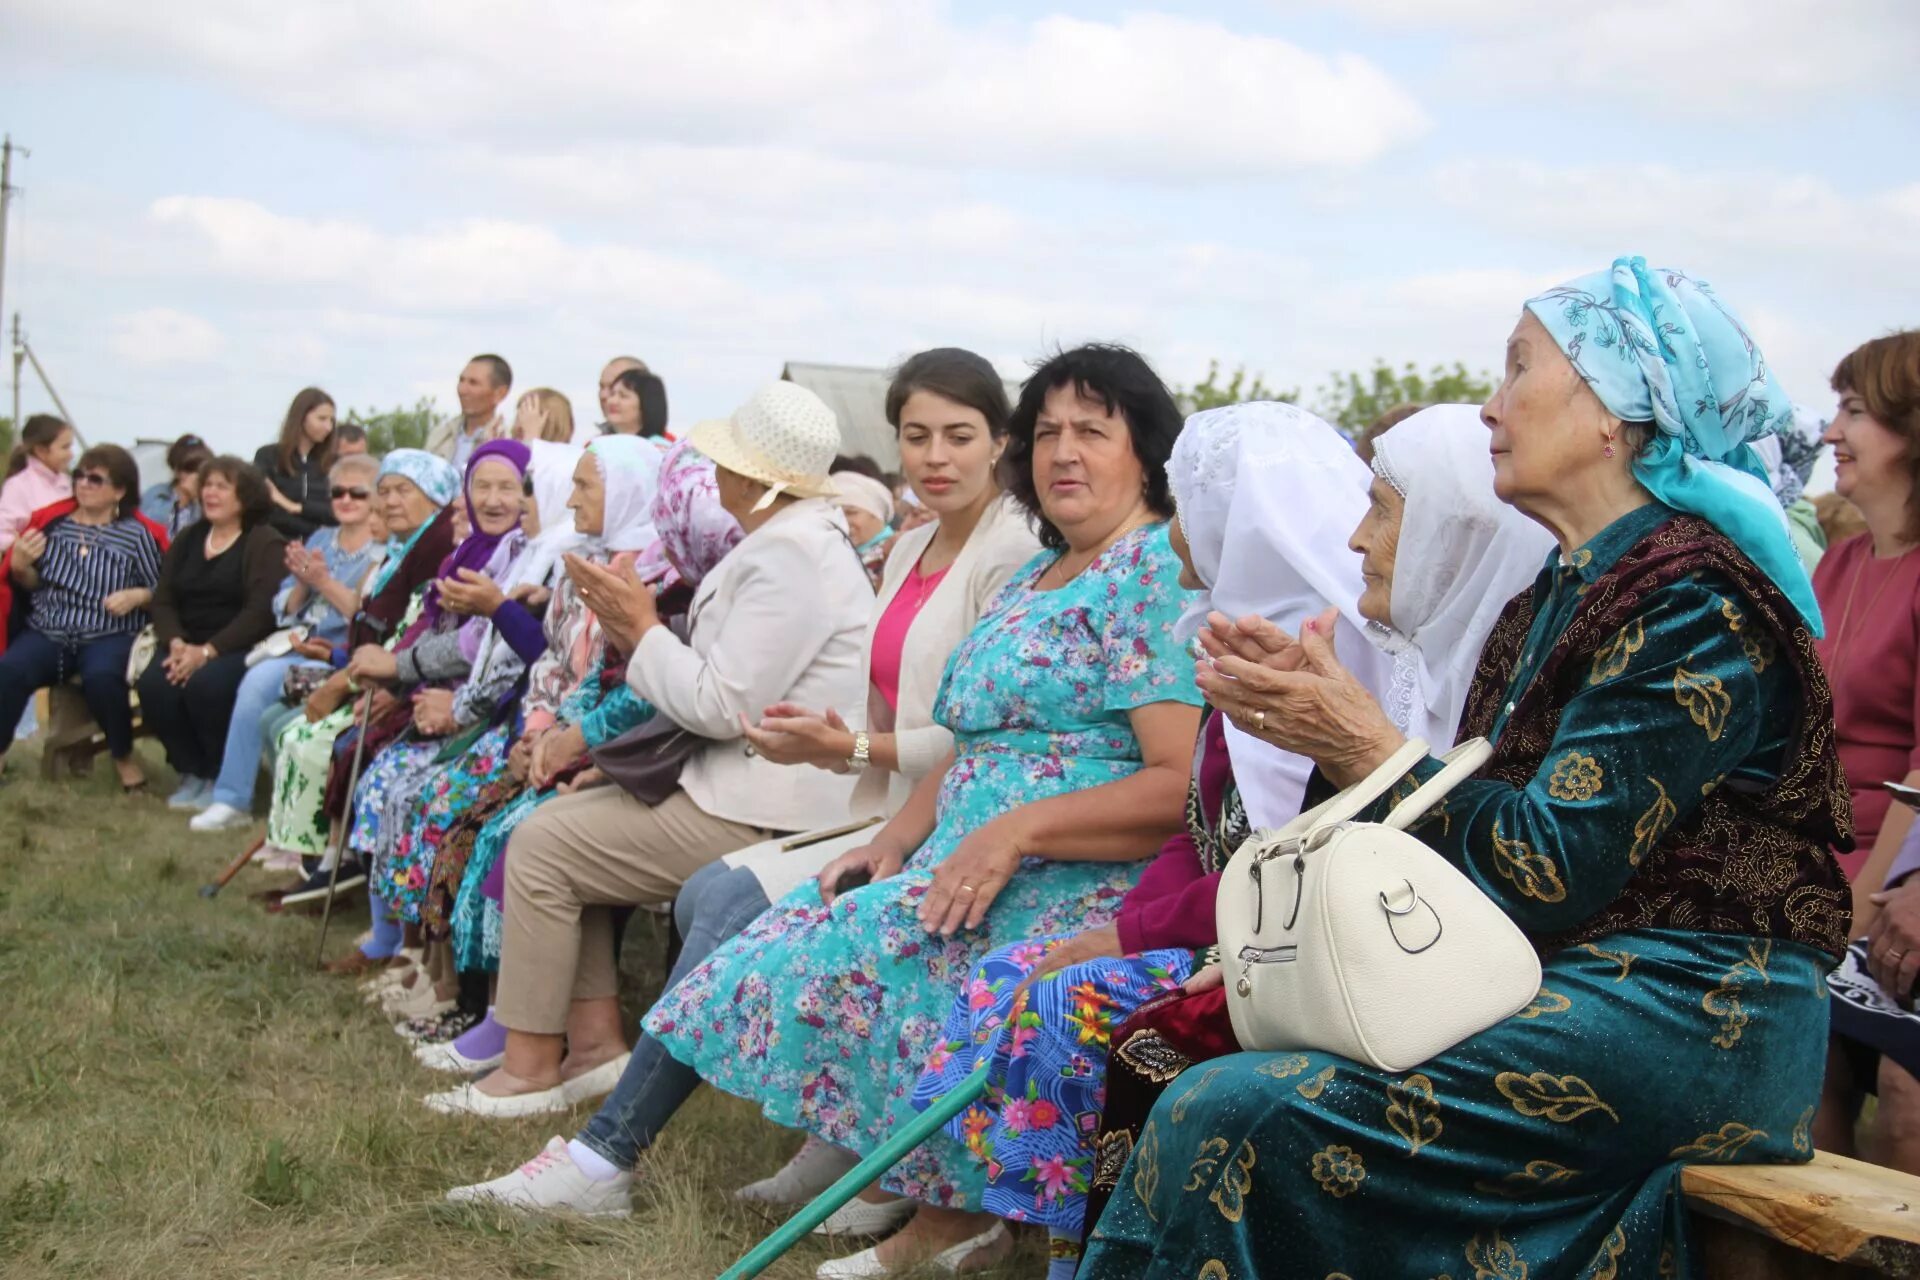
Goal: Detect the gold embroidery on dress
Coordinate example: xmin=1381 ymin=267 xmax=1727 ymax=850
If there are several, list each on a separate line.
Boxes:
xmin=1309 ymin=1144 xmax=1364 ymax=1198
xmin=1472 ymin=1159 xmax=1579 ymax=1197
xmin=1210 ymin=1139 xmax=1256 ymax=1219
xmin=1115 ymin=1029 xmax=1191 ymax=1084
xmin=1386 ymin=1072 xmax=1443 ymax=1156
xmin=1668 ymin=1121 xmax=1767 ymax=1160
xmin=1673 ymin=665 xmax=1732 ymax=742
xmin=1185 ymin=1136 xmax=1228 ymax=1190
xmin=1586 ymin=1226 xmax=1627 ymax=1280
xmin=1578 ymin=942 xmax=1636 ymax=980
xmin=1198 ymin=1263 xmax=1230 ymax=1280
xmin=1491 ymin=823 xmax=1568 ymax=903
xmin=1171 ymin=1067 xmax=1224 ymax=1124
xmin=1255 ymin=1054 xmax=1312 ymax=1080
xmin=1588 ymin=619 xmax=1644 ymax=686
xmin=1793 ymin=1106 xmax=1813 ymax=1155
xmin=1515 ymin=988 xmax=1572 ymax=1019
xmin=1494 ymin=1071 xmax=1620 ymax=1123
xmin=1132 ymin=1119 xmax=1161 ymax=1217
xmin=1628 ymin=777 xmax=1676 ymax=868
xmin=1297 ymin=1064 xmax=1337 ymax=1100
xmin=1547 ymin=751 xmax=1605 ymax=802
xmin=1465 ymin=1227 xmax=1530 ymax=1279
xmin=1701 ymin=940 xmax=1772 ymax=1049
xmin=1091 ymin=1130 xmax=1133 ymax=1190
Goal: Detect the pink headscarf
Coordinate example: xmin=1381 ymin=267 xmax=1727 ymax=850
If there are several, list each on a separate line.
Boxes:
xmin=634 ymin=440 xmax=742 ymax=587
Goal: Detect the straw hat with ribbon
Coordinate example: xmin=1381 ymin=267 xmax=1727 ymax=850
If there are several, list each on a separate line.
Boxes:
xmin=688 ymin=382 xmax=843 ymax=512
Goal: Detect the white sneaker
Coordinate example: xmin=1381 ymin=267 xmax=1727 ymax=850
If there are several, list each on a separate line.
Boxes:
xmin=189 ymin=802 xmax=254 ymax=833
xmin=445 ymin=1136 xmax=633 ymax=1217
xmin=812 ymin=1193 xmax=916 ymax=1238
xmin=560 ymin=1052 xmax=631 ymax=1105
xmin=416 ymin=1040 xmax=507 ymax=1075
xmin=816 ymin=1221 xmax=1007 ymax=1278
xmin=423 ymin=1081 xmax=573 ymax=1119
xmin=737 ymin=1136 xmax=861 ymax=1206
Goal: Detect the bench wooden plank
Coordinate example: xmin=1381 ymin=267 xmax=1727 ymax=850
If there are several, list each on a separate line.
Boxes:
xmin=1682 ymin=1152 xmax=1920 ymax=1276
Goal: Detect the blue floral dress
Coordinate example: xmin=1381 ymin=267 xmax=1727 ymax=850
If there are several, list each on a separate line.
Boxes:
xmin=646 ymin=523 xmax=1201 ymax=1208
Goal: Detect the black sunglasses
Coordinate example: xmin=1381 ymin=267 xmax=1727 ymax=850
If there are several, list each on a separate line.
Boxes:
xmin=330 ymin=485 xmax=371 ymax=500
xmin=74 ymin=470 xmax=111 ymax=488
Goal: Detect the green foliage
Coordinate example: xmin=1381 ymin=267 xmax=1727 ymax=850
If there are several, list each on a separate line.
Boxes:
xmin=1176 ymin=359 xmax=1496 ymax=437
xmin=347 ymin=397 xmax=436 ymax=454
xmin=0 ymin=415 xmax=12 ymax=458
xmin=1314 ymin=360 xmax=1496 ymax=435
xmin=1176 ymin=361 xmax=1297 ymax=413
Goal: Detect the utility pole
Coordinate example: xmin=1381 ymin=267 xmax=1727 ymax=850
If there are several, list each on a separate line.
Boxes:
xmin=9 ymin=314 xmax=19 ymax=431
xmin=0 ymin=136 xmax=25 ymax=428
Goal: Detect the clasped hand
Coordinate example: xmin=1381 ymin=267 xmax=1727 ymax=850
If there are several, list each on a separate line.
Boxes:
xmin=435 ymin=568 xmax=506 ymax=617
xmin=739 ymin=703 xmax=854 ymax=769
xmin=161 ymin=637 xmax=208 ymax=685
xmin=411 ymin=688 xmax=457 ymax=736
xmin=565 ymin=554 xmax=658 ymax=653
xmin=1868 ymin=878 xmax=1920 ymax=1006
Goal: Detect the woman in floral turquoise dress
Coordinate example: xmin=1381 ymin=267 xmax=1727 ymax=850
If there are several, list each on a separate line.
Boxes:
xmin=1080 ymin=260 xmax=1852 ymax=1280
xmin=647 ymin=345 xmax=1205 ymax=1275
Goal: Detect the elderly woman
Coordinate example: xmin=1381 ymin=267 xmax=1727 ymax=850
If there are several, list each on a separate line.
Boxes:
xmin=420 ymin=380 xmax=871 ymax=1118
xmin=266 ymin=450 xmax=460 ymax=900
xmin=908 ymin=403 xmax=1550 ymax=1276
xmin=138 ymin=458 xmax=289 ymax=812
xmin=1815 ymin=329 xmax=1920 ymax=1173
xmin=1079 ymin=259 xmax=1853 ymax=1280
xmin=835 ymin=468 xmax=898 ymax=588
xmin=0 ymin=443 xmax=167 ymax=791
xmin=619 ymin=345 xmax=1201 ymax=1276
xmin=191 ymin=452 xmax=387 ymax=832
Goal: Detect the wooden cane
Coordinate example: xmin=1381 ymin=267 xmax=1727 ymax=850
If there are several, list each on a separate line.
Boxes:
xmin=313 ymin=690 xmax=377 ymax=968
xmin=197 ymin=835 xmax=266 ymax=899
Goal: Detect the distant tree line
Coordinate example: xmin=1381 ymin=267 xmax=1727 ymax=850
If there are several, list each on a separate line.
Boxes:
xmin=1176 ymin=358 xmax=1496 ymax=435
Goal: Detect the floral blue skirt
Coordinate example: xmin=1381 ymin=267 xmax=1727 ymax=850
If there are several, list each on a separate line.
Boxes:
xmin=451 ymin=785 xmax=546 ymax=973
xmin=912 ymin=935 xmax=1193 ymax=1229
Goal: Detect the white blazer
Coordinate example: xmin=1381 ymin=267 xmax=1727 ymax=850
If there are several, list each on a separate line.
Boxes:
xmin=851 ymin=494 xmax=1043 ymax=817
xmin=628 ymin=497 xmax=871 ymax=832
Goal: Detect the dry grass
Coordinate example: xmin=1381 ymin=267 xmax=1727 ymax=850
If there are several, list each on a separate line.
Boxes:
xmin=0 ymin=744 xmax=1039 ymax=1279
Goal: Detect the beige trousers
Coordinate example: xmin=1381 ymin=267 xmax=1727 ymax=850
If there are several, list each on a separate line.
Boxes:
xmin=495 ymin=786 xmax=772 ymax=1034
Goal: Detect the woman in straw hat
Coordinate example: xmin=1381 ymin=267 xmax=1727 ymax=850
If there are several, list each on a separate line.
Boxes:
xmin=423 ymin=380 xmax=874 ymax=1119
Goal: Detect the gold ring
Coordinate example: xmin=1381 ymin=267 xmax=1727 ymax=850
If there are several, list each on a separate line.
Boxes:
xmin=1254 ymin=709 xmax=1266 ymax=731
xmin=1893 ymin=950 xmax=1908 ymax=963
xmin=958 ymin=883 xmax=976 ymax=894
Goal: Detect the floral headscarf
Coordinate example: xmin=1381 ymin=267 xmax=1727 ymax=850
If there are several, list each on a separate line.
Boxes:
xmin=375 ymin=448 xmax=460 ymax=508
xmin=634 ymin=439 xmax=742 ymax=587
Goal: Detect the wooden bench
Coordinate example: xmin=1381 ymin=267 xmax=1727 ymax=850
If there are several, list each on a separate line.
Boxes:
xmin=1684 ymin=1151 xmax=1920 ymax=1278
xmin=35 ymin=682 xmax=149 ymax=780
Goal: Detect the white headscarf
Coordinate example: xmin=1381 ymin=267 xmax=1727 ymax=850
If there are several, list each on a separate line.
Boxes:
xmin=583 ymin=435 xmax=666 ymax=554
xmin=1367 ymin=405 xmax=1556 ymax=749
xmin=1168 ymin=401 xmax=1398 ymax=828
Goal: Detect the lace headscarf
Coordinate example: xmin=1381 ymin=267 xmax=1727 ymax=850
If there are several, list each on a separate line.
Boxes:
xmin=582 ymin=435 xmax=666 ymax=555
xmin=1367 ymin=405 xmax=1557 ymax=749
xmin=1167 ymin=401 xmax=1397 ymax=828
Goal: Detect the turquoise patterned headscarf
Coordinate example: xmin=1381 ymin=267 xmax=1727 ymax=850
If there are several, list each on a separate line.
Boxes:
xmin=375 ymin=448 xmax=460 ymax=508
xmin=1526 ymin=256 xmax=1821 ymax=635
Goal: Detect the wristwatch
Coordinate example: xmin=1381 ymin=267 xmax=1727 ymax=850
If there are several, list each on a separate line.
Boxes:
xmin=844 ymin=731 xmax=872 ymax=773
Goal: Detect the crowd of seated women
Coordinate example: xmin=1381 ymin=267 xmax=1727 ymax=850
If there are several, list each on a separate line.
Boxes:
xmin=2 ymin=272 xmax=1918 ymax=1279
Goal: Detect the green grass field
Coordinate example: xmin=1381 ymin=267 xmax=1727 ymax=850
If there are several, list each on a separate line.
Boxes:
xmin=0 ymin=743 xmax=1037 ymax=1279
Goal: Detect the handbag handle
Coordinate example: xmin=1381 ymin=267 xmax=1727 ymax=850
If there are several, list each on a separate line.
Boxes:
xmin=1382 ymin=737 xmax=1493 ymax=832
xmin=1280 ymin=737 xmax=1432 ymax=839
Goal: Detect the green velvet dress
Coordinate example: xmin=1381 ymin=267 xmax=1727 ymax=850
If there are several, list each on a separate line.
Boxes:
xmin=1080 ymin=504 xmax=1850 ymax=1280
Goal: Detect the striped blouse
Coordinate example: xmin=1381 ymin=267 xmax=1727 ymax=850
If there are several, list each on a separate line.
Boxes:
xmin=26 ymin=515 xmax=165 ymax=642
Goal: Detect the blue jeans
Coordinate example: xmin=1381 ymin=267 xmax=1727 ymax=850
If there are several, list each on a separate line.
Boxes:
xmin=211 ymin=655 xmax=321 ymax=811
xmin=0 ymin=629 xmax=138 ymax=758
xmin=576 ymin=859 xmax=774 ymax=1170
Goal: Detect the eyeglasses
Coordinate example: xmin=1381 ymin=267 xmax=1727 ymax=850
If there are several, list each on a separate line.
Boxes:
xmin=330 ymin=486 xmax=371 ymax=500
xmin=74 ymin=471 xmax=111 ymax=488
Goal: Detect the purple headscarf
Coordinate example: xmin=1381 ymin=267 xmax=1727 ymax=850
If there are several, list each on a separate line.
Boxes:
xmin=417 ymin=438 xmax=532 ymax=632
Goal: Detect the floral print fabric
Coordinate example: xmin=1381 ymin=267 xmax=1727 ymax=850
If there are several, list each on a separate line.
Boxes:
xmin=645 ymin=522 xmax=1201 ymax=1209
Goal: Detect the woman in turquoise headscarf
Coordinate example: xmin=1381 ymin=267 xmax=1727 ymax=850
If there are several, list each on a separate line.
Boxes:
xmin=1080 ymin=259 xmax=1853 ymax=1280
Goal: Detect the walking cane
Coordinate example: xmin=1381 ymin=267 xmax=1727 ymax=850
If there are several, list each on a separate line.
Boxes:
xmin=313 ymin=689 xmax=377 ymax=969
xmin=198 ymin=835 xmax=266 ymax=899
xmin=717 ymin=1056 xmax=994 ymax=1280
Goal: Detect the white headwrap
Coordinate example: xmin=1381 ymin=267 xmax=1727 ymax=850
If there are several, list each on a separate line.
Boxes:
xmin=584 ymin=435 xmax=667 ymax=554
xmin=1367 ymin=405 xmax=1556 ymax=749
xmin=1167 ymin=401 xmax=1398 ymax=828
xmin=833 ymin=471 xmax=895 ymax=524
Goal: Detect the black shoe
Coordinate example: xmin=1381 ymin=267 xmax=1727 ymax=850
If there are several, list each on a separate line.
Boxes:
xmin=279 ymin=859 xmax=368 ymax=907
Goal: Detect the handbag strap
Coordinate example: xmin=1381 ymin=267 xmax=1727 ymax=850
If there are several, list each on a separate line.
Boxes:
xmin=1382 ymin=737 xmax=1493 ymax=832
xmin=1292 ymin=736 xmax=1432 ymax=834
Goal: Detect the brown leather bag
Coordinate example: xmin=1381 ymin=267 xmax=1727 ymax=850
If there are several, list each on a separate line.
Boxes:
xmin=588 ymin=725 xmax=701 ymax=806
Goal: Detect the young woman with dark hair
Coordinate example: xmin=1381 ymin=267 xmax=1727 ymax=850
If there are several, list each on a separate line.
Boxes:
xmin=0 ymin=443 xmax=167 ymax=790
xmin=252 ymin=387 xmax=340 ymax=539
xmin=138 ymin=457 xmax=288 ymax=810
xmin=140 ymin=434 xmax=213 ymax=538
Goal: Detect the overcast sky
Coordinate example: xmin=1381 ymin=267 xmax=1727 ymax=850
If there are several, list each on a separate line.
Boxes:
xmin=1 ymin=0 xmax=1915 ymax=458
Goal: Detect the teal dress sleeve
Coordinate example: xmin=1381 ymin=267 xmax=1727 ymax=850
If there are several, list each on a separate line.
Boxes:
xmin=554 ymin=656 xmax=607 ymax=726
xmin=580 ymin=683 xmax=657 ymax=748
xmin=1099 ymin=525 xmax=1206 ymax=715
xmin=1380 ymin=576 xmax=1788 ymax=933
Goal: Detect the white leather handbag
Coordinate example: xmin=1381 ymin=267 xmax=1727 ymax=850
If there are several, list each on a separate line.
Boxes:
xmin=1216 ymin=737 xmax=1542 ymax=1073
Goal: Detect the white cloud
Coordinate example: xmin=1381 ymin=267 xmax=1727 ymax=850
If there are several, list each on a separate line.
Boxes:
xmin=11 ymin=2 xmax=1429 ymax=179
xmin=108 ymin=308 xmax=224 ymax=366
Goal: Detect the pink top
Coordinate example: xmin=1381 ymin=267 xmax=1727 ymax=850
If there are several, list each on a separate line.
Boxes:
xmin=1813 ymin=532 xmax=1920 ymax=877
xmin=869 ymin=561 xmax=951 ymax=712
xmin=0 ymin=456 xmax=73 ymax=553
